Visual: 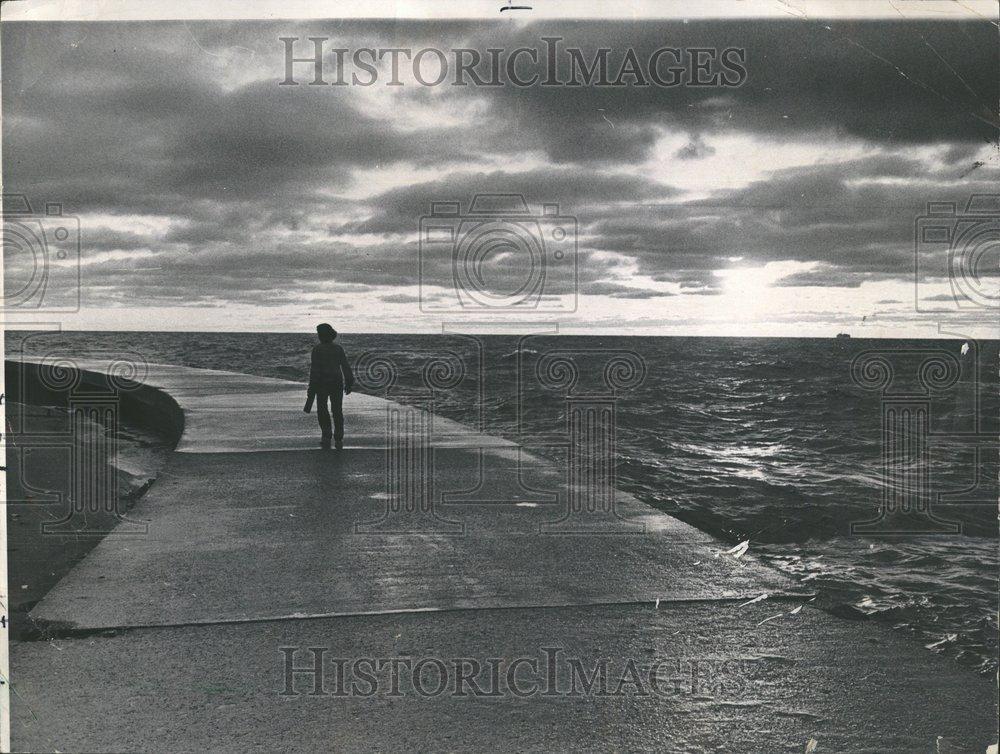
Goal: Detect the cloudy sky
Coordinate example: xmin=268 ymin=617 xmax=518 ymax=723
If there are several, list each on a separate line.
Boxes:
xmin=3 ymin=18 xmax=997 ymax=335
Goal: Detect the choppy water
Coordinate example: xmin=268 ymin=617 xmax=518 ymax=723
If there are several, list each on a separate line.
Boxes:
xmin=6 ymin=331 xmax=998 ymax=675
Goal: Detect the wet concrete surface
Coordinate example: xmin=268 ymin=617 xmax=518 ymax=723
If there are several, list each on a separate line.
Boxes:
xmin=28 ymin=449 xmax=799 ymax=630
xmin=7 ymin=359 xmax=998 ymax=752
xmin=11 ymin=603 xmax=998 ymax=753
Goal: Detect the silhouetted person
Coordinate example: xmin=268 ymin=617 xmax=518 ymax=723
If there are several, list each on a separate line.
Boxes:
xmin=305 ymin=323 xmax=353 ymax=450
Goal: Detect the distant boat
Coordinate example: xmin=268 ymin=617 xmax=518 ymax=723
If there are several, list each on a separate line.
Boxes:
xmin=836 ymin=333 xmax=851 ymax=339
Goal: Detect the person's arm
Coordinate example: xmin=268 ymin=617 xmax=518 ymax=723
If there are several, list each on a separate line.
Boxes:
xmin=339 ymin=346 xmax=354 ymax=394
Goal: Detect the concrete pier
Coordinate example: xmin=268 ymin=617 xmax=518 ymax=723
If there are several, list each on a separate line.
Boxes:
xmin=7 ymin=359 xmax=998 ymax=753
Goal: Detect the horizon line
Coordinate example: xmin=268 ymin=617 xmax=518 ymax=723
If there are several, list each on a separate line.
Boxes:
xmin=0 ymin=327 xmax=986 ymax=341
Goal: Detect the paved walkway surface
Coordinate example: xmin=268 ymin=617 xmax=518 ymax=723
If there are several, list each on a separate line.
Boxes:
xmin=7 ymin=359 xmax=998 ymax=752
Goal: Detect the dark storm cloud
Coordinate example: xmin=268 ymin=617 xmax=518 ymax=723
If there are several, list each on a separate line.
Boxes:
xmin=82 ymin=227 xmax=162 ymax=252
xmin=2 ymin=19 xmax=998 ymax=310
xmin=437 ymin=20 xmax=997 ymax=166
xmin=74 ymin=238 xmax=391 ymax=300
xmin=2 ymin=25 xmax=466 ymax=217
xmin=156 ymin=83 xmax=413 ymax=197
xmin=584 ymin=155 xmax=1000 ymax=289
xmin=164 ymin=219 xmax=245 ymax=246
xmin=333 ymin=168 xmax=677 ymax=236
xmin=773 ymin=267 xmax=893 ymax=288
xmin=582 ymin=282 xmax=674 ymax=299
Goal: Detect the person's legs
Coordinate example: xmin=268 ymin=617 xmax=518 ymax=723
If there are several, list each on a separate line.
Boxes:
xmin=316 ymin=390 xmax=332 ymax=445
xmin=331 ymin=387 xmax=345 ymax=447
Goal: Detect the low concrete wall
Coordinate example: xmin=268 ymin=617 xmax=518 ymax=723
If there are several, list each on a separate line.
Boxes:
xmin=4 ymin=360 xmax=186 ymax=448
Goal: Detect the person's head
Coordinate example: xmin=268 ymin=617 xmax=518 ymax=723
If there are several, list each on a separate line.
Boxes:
xmin=316 ymin=323 xmax=337 ymax=343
